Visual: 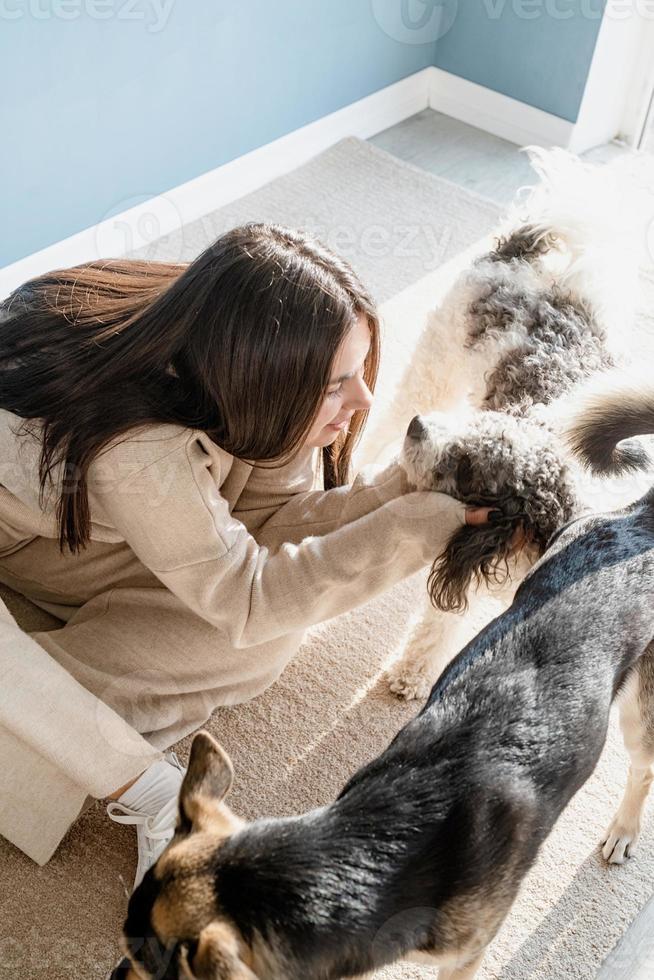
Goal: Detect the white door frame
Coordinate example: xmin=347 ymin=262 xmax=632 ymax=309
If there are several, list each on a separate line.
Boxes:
xmin=571 ymin=0 xmax=654 ymax=152
xmin=618 ymin=9 xmax=654 ymax=147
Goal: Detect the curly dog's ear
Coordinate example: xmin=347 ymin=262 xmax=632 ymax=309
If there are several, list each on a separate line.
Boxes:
xmin=427 ymin=499 xmax=530 ymax=612
xmin=427 ymin=522 xmax=516 ymax=612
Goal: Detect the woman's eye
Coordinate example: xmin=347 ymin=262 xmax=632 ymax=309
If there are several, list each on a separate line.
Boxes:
xmin=328 ymin=385 xmax=343 ymax=399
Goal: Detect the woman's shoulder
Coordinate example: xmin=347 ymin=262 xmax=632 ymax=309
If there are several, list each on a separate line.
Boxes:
xmin=103 ymin=420 xmax=194 ymax=456
xmin=90 ymin=422 xmax=236 ymax=492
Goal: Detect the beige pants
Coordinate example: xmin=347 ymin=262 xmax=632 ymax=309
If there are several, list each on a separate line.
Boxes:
xmin=0 ymin=525 xmax=301 ymax=866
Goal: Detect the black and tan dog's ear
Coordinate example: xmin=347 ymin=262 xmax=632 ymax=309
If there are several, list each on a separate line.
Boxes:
xmin=179 ymin=922 xmax=259 ymax=979
xmin=177 ymin=731 xmax=235 ymax=835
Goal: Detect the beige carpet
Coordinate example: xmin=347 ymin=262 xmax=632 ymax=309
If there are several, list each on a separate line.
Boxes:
xmin=1 ymin=139 xmax=654 ymax=979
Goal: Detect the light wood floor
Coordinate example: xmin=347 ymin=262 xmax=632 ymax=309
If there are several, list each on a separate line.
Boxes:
xmin=369 ymin=107 xmax=632 ymax=206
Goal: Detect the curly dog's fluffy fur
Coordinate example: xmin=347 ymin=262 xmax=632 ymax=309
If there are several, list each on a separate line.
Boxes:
xmin=386 ymin=148 xmax=651 ymax=701
xmin=402 ymin=408 xmax=578 ymax=613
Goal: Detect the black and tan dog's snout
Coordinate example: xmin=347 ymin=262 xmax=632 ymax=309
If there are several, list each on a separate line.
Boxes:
xmin=109 ymin=956 xmax=132 ymax=980
xmin=109 ymin=956 xmax=136 ymax=979
xmin=407 ymin=414 xmax=428 ymax=441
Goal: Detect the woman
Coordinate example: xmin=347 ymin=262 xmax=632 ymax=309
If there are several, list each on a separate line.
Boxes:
xmin=0 ymin=223 xmax=492 ymax=890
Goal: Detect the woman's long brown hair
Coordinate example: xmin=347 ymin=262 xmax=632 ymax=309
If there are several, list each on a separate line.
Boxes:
xmin=0 ymin=223 xmax=380 ymax=554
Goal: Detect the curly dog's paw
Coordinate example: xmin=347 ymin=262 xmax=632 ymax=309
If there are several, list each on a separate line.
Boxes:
xmin=386 ymin=657 xmax=434 ymax=702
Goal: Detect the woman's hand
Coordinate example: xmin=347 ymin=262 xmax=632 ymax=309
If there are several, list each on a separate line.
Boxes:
xmin=464 ymin=506 xmax=496 ymax=526
xmin=465 ymin=506 xmax=530 ymax=558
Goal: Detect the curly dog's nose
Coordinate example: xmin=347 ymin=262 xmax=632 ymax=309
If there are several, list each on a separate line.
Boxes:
xmin=407 ymin=415 xmax=427 ymax=441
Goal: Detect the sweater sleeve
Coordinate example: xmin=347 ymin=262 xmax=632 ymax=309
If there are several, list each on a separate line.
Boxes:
xmin=91 ymin=434 xmax=466 ymax=648
xmin=234 ymin=447 xmax=425 ymax=550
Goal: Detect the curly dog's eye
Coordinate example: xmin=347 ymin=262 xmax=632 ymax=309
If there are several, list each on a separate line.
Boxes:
xmin=455 ymin=454 xmax=474 ymax=495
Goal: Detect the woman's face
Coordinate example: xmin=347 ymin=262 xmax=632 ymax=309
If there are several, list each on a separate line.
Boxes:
xmin=304 ymin=312 xmax=374 ymax=448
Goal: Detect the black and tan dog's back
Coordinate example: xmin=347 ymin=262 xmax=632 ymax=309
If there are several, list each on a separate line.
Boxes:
xmin=113 ymin=381 xmax=654 ymax=980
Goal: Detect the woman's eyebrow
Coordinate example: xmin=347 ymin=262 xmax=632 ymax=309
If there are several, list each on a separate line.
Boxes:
xmin=329 ymin=369 xmax=356 ymax=385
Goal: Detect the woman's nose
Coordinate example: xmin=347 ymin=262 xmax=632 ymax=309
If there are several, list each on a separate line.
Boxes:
xmin=407 ymin=415 xmax=427 ymax=440
xmin=348 ymin=376 xmax=373 ymax=411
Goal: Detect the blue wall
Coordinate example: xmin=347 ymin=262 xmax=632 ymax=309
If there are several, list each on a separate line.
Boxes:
xmin=0 ymin=1 xmax=435 ymax=267
xmin=1 ymin=1 xmax=606 ymax=268
xmin=433 ymin=0 xmax=607 ymax=122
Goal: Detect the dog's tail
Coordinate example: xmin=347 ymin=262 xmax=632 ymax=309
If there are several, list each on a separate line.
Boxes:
xmin=503 ymin=147 xmax=639 ymax=259
xmin=493 ymin=146 xmax=645 ymax=345
xmin=488 ymin=223 xmax=556 ymax=264
xmin=566 ymin=371 xmax=654 ymax=476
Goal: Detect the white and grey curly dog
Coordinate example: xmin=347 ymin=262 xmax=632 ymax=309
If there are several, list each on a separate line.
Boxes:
xmin=382 ymin=148 xmax=651 ymax=701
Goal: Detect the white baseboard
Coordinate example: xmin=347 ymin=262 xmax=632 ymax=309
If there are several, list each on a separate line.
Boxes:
xmin=427 ymin=66 xmax=575 ymax=149
xmin=1 ymin=59 xmax=610 ymax=299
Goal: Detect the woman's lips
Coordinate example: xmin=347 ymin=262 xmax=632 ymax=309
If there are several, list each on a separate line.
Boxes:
xmin=327 ymin=416 xmax=352 ymax=431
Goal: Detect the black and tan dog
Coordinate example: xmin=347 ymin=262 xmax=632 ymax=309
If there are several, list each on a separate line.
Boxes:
xmin=112 ymin=380 xmax=654 ymax=980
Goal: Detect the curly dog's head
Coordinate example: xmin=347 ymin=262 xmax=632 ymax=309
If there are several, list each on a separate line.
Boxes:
xmin=401 ymin=410 xmax=579 ymax=611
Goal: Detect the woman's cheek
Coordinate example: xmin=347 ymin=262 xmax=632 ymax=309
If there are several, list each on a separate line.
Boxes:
xmin=322 ymin=397 xmax=341 ymax=426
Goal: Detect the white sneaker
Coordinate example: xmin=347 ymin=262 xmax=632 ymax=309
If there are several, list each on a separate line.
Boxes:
xmin=106 ymin=751 xmax=186 ymax=892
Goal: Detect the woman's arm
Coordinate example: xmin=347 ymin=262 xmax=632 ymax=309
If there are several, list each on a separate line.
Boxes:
xmin=235 ymin=446 xmax=417 ymax=550
xmin=90 ymin=433 xmax=466 ymax=649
